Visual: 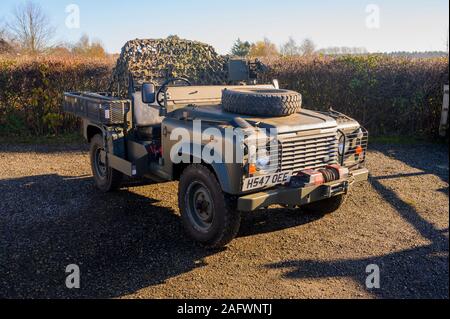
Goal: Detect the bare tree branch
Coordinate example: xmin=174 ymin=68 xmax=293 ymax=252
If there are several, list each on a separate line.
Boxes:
xmin=6 ymin=1 xmax=55 ymax=53
xmin=280 ymin=37 xmax=301 ymax=56
xmin=299 ymin=38 xmax=316 ymax=56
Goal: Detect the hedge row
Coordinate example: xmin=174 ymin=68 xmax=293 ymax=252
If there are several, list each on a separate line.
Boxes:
xmin=262 ymin=55 xmax=449 ymax=138
xmin=0 ymin=54 xmax=448 ymax=138
xmin=0 ymin=56 xmax=113 ymax=136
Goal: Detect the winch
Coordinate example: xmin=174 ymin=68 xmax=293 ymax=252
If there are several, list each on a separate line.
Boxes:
xmin=290 ymin=165 xmax=349 ymax=188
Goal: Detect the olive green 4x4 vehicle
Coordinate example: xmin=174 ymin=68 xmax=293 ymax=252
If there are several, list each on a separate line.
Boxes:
xmin=64 ymin=59 xmax=369 ymax=248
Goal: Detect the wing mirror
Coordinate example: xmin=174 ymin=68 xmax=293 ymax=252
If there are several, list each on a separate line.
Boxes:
xmin=141 ymin=83 xmax=156 ymax=104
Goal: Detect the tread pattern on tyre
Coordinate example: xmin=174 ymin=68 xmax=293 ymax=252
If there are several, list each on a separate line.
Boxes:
xmin=90 ymin=134 xmax=123 ymax=192
xmin=222 ymin=88 xmax=302 ymax=117
xmin=179 ymin=164 xmax=241 ymax=248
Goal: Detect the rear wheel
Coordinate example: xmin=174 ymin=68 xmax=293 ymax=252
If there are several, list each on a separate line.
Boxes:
xmin=301 ymin=194 xmax=347 ymax=214
xmin=90 ymin=134 xmax=123 ymax=192
xmin=179 ymin=165 xmax=241 ymax=248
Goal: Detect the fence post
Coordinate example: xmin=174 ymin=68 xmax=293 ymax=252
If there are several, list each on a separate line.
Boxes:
xmin=439 ymin=85 xmax=449 ymax=137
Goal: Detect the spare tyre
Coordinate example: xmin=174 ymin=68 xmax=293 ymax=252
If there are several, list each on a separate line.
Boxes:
xmin=222 ymin=88 xmax=302 ymax=117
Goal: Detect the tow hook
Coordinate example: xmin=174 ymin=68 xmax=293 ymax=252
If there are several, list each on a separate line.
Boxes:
xmin=325 ymin=181 xmax=349 ymax=198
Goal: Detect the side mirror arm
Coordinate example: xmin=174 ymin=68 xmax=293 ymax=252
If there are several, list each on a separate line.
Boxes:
xmin=160 ymin=87 xmax=168 ymax=116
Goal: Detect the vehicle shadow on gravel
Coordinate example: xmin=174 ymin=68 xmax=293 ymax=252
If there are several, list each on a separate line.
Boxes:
xmin=266 ymin=179 xmax=449 ymax=298
xmin=371 ymin=143 xmax=449 ymax=186
xmin=266 ymin=242 xmax=448 ymax=298
xmin=0 ymin=172 xmax=326 ymax=299
xmin=0 ymin=174 xmax=223 ymax=298
xmin=266 ymin=144 xmax=449 ymax=299
xmin=375 ymin=143 xmax=449 ymax=198
xmin=239 ymin=208 xmax=325 ymax=238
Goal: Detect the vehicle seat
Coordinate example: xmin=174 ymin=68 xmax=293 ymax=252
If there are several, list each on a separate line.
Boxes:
xmin=132 ymin=92 xmax=163 ymax=140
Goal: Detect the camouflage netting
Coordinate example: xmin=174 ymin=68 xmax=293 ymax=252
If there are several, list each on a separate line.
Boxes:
xmin=110 ymin=36 xmax=228 ymax=96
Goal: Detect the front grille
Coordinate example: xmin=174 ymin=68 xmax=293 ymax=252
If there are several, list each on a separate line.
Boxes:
xmin=340 ymin=127 xmax=369 ymax=168
xmin=277 ymin=132 xmax=338 ymax=174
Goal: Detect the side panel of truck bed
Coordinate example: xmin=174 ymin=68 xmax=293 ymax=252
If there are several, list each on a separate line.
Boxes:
xmin=63 ymin=92 xmax=131 ymax=125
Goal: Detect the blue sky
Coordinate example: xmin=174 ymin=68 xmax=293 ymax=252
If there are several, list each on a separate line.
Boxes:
xmin=0 ymin=0 xmax=448 ymax=54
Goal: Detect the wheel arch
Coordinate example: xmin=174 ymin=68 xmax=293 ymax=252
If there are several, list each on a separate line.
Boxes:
xmin=172 ymin=154 xmax=239 ymax=194
xmin=85 ymin=123 xmax=104 ymax=142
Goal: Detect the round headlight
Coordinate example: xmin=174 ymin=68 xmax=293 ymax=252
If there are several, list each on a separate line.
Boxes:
xmin=255 ymin=144 xmax=274 ymax=173
xmin=256 ymin=155 xmax=270 ymax=170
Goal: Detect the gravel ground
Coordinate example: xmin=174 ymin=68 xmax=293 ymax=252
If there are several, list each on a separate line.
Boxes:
xmin=0 ymin=143 xmax=448 ymax=299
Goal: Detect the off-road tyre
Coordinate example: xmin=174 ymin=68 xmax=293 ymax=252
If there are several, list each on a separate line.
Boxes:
xmin=90 ymin=134 xmax=123 ymax=192
xmin=222 ymin=88 xmax=302 ymax=117
xmin=179 ymin=165 xmax=241 ymax=248
xmin=301 ymin=194 xmax=347 ymax=215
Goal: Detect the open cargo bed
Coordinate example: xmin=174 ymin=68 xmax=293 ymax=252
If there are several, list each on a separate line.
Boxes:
xmin=63 ymin=92 xmax=131 ymax=125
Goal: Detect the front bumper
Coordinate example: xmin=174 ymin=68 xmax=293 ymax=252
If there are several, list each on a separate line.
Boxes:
xmin=237 ymin=168 xmax=369 ymax=212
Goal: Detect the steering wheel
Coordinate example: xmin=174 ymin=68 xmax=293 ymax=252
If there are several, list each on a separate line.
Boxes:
xmin=156 ymin=77 xmax=192 ymax=107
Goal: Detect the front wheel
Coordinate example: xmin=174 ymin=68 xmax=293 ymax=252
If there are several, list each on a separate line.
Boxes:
xmin=301 ymin=194 xmax=347 ymax=214
xmin=90 ymin=134 xmax=123 ymax=192
xmin=178 ymin=165 xmax=241 ymax=248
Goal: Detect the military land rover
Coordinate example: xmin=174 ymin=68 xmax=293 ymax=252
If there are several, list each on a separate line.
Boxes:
xmin=63 ymin=39 xmax=369 ymax=247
